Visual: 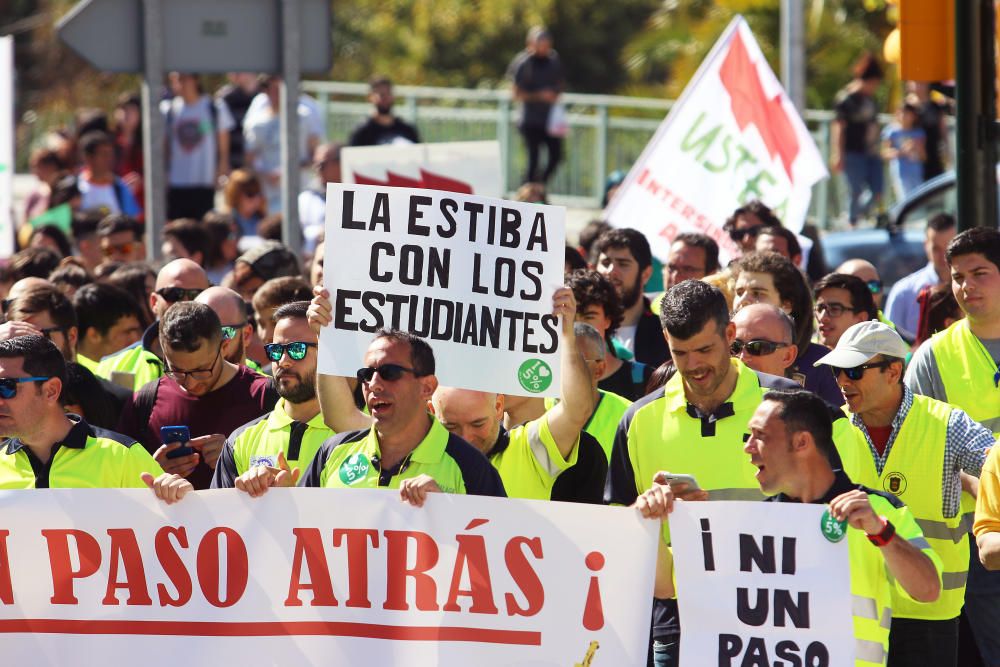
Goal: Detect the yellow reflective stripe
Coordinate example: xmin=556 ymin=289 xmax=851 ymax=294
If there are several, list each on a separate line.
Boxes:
xmin=852 ymin=595 xmax=878 ymax=619
xmin=526 ymin=420 xmax=559 ymax=477
xmin=708 ymin=488 xmax=766 ymax=501
xmin=855 ymin=639 xmax=887 ymax=664
xmin=914 ymin=518 xmax=967 ymax=544
xmin=942 ymin=571 xmax=969 ymax=590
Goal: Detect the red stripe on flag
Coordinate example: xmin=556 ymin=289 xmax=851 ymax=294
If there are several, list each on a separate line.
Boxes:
xmin=0 ymin=619 xmax=541 ymax=644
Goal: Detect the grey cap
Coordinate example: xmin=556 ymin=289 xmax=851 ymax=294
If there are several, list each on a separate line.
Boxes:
xmin=236 ymin=240 xmax=300 ymax=281
xmin=813 ymin=320 xmax=910 ymax=368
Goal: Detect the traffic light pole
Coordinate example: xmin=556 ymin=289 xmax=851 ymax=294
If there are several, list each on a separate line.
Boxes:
xmin=955 ymin=0 xmax=998 ymax=232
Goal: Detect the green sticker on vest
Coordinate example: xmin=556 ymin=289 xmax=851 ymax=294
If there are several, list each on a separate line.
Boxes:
xmin=518 ymin=359 xmax=553 ymax=393
xmin=820 ymin=509 xmax=847 ymax=543
xmin=339 ymin=453 xmax=370 ymax=485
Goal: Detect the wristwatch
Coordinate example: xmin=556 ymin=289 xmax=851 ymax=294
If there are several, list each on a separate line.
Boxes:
xmin=866 ymin=516 xmax=896 ymax=547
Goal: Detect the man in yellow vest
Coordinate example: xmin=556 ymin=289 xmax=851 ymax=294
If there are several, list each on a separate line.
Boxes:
xmin=606 ymin=279 xmax=802 ymax=667
xmin=636 ymin=388 xmax=942 ymax=667
xmin=905 ymin=226 xmax=1000 ymax=664
xmin=816 ymin=320 xmax=991 ymax=667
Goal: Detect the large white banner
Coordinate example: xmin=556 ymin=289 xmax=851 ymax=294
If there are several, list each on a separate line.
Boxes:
xmin=0 ymin=488 xmax=657 ymax=666
xmin=670 ymin=500 xmax=854 ymax=665
xmin=321 ymin=183 xmax=566 ymax=397
xmin=604 ymin=16 xmax=827 ymax=265
xmin=0 ymin=37 xmax=13 ymax=259
xmin=342 ymin=141 xmax=503 ymax=198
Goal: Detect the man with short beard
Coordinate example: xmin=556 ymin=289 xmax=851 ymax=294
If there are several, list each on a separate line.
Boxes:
xmin=211 ymin=301 xmax=330 ymax=487
xmin=592 ymin=228 xmax=670 ymax=368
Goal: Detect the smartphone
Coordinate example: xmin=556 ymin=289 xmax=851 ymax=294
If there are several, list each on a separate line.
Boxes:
xmin=659 ymin=473 xmax=701 ymax=491
xmin=161 ymin=426 xmax=194 ymax=460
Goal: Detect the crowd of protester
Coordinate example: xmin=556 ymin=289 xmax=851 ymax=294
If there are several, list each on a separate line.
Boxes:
xmin=3 ymin=48 xmax=994 ymax=667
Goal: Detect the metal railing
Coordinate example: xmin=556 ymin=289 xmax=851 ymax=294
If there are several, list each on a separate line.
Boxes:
xmin=302 ymin=80 xmax=900 ymax=226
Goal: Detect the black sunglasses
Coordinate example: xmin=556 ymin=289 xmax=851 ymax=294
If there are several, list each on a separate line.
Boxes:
xmin=729 ymin=227 xmax=762 ymax=242
xmin=731 ymin=339 xmax=790 ymax=357
xmin=356 ymin=363 xmax=418 ymax=384
xmin=156 ymin=287 xmax=203 ymax=303
xmin=829 ymin=360 xmax=894 ymax=381
xmin=265 ymin=342 xmax=317 ymax=362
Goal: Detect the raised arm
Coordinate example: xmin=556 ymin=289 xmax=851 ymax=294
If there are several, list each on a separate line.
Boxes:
xmin=545 ymin=287 xmax=593 ymax=458
xmin=308 ymin=286 xmax=374 ymax=433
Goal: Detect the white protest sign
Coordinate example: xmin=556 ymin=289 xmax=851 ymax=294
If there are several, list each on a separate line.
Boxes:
xmin=342 ymin=140 xmax=503 ymax=198
xmin=670 ymin=500 xmax=854 ymax=666
xmin=0 ymin=37 xmax=14 ymax=258
xmin=0 ymin=487 xmax=656 ymax=666
xmin=321 ymin=183 xmax=566 ymax=397
xmin=604 ymin=16 xmax=828 ymax=265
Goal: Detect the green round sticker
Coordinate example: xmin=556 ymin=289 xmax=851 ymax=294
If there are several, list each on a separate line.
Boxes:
xmin=820 ymin=509 xmax=847 ymax=543
xmin=518 ymin=359 xmax=553 ymax=393
xmin=339 ymin=453 xmax=370 ymax=485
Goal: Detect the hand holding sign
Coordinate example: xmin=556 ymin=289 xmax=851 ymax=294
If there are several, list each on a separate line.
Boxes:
xmin=141 ymin=472 xmax=194 ymax=505
xmin=235 ymin=451 xmax=298 ymax=498
xmin=398 ymin=474 xmax=443 ymax=507
xmin=307 ymin=285 xmax=332 ymax=334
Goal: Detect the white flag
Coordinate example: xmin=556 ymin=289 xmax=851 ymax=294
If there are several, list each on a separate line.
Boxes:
xmin=604 ymin=16 xmax=828 ymax=265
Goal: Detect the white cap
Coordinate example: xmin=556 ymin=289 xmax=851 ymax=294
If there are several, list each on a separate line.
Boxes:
xmin=813 ymin=321 xmax=910 ymax=368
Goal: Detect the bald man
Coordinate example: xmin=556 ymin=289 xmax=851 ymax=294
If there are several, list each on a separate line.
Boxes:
xmin=196 ymin=286 xmax=253 ymax=366
xmin=731 ymin=303 xmax=799 ymax=379
xmin=95 ymin=259 xmax=211 ymax=389
xmin=837 ymin=258 xmax=883 ymax=309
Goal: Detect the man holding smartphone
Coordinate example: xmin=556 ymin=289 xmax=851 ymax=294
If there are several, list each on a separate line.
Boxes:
xmin=116 ymin=301 xmax=277 ymax=489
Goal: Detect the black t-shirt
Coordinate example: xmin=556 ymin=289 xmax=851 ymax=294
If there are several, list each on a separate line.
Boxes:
xmin=349 ymin=117 xmax=420 ymax=147
xmin=834 ymin=89 xmax=880 ymax=155
xmin=509 ymin=51 xmax=564 ymax=129
xmin=919 ymin=100 xmax=947 ymax=179
xmin=598 ymin=360 xmax=653 ymax=402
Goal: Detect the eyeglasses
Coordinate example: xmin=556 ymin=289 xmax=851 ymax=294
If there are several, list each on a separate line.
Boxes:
xmin=0 ymin=376 xmax=50 ymax=399
xmin=165 ymin=348 xmax=221 ymax=382
xmin=867 ymin=279 xmax=883 ymax=295
xmin=814 ymin=302 xmax=857 ymax=318
xmin=221 ymin=322 xmax=246 ymax=341
xmin=729 ymin=227 xmax=762 ymax=242
xmin=356 ymin=363 xmax=418 ymax=384
xmin=731 ymin=339 xmax=790 ymax=357
xmin=829 ymin=360 xmax=894 ymax=381
xmin=102 ymin=241 xmax=139 ymax=257
xmin=264 ymin=341 xmax=317 ymax=362
xmin=155 ymin=287 xmax=204 ymax=303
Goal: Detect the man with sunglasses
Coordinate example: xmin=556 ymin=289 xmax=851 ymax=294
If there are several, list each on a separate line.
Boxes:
xmin=117 ymin=302 xmax=277 ymax=490
xmin=207 ymin=301 xmax=331 ymax=488
xmin=96 ymin=214 xmax=146 ymax=264
xmin=815 ymin=320 xmax=991 ymax=667
xmin=731 ymin=304 xmax=798 ymax=380
xmin=195 ymin=286 xmax=255 ymax=368
xmin=0 ymin=335 xmax=162 ymax=489
xmin=95 ymin=258 xmax=210 ymax=390
xmin=235 ymin=325 xmax=505 ymax=502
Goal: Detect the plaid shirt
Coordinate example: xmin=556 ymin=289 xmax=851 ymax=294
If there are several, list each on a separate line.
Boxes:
xmin=851 ymin=386 xmax=991 ymax=518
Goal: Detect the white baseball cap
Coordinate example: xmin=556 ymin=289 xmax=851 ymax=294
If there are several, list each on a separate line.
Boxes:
xmin=813 ymin=320 xmax=910 ymax=368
